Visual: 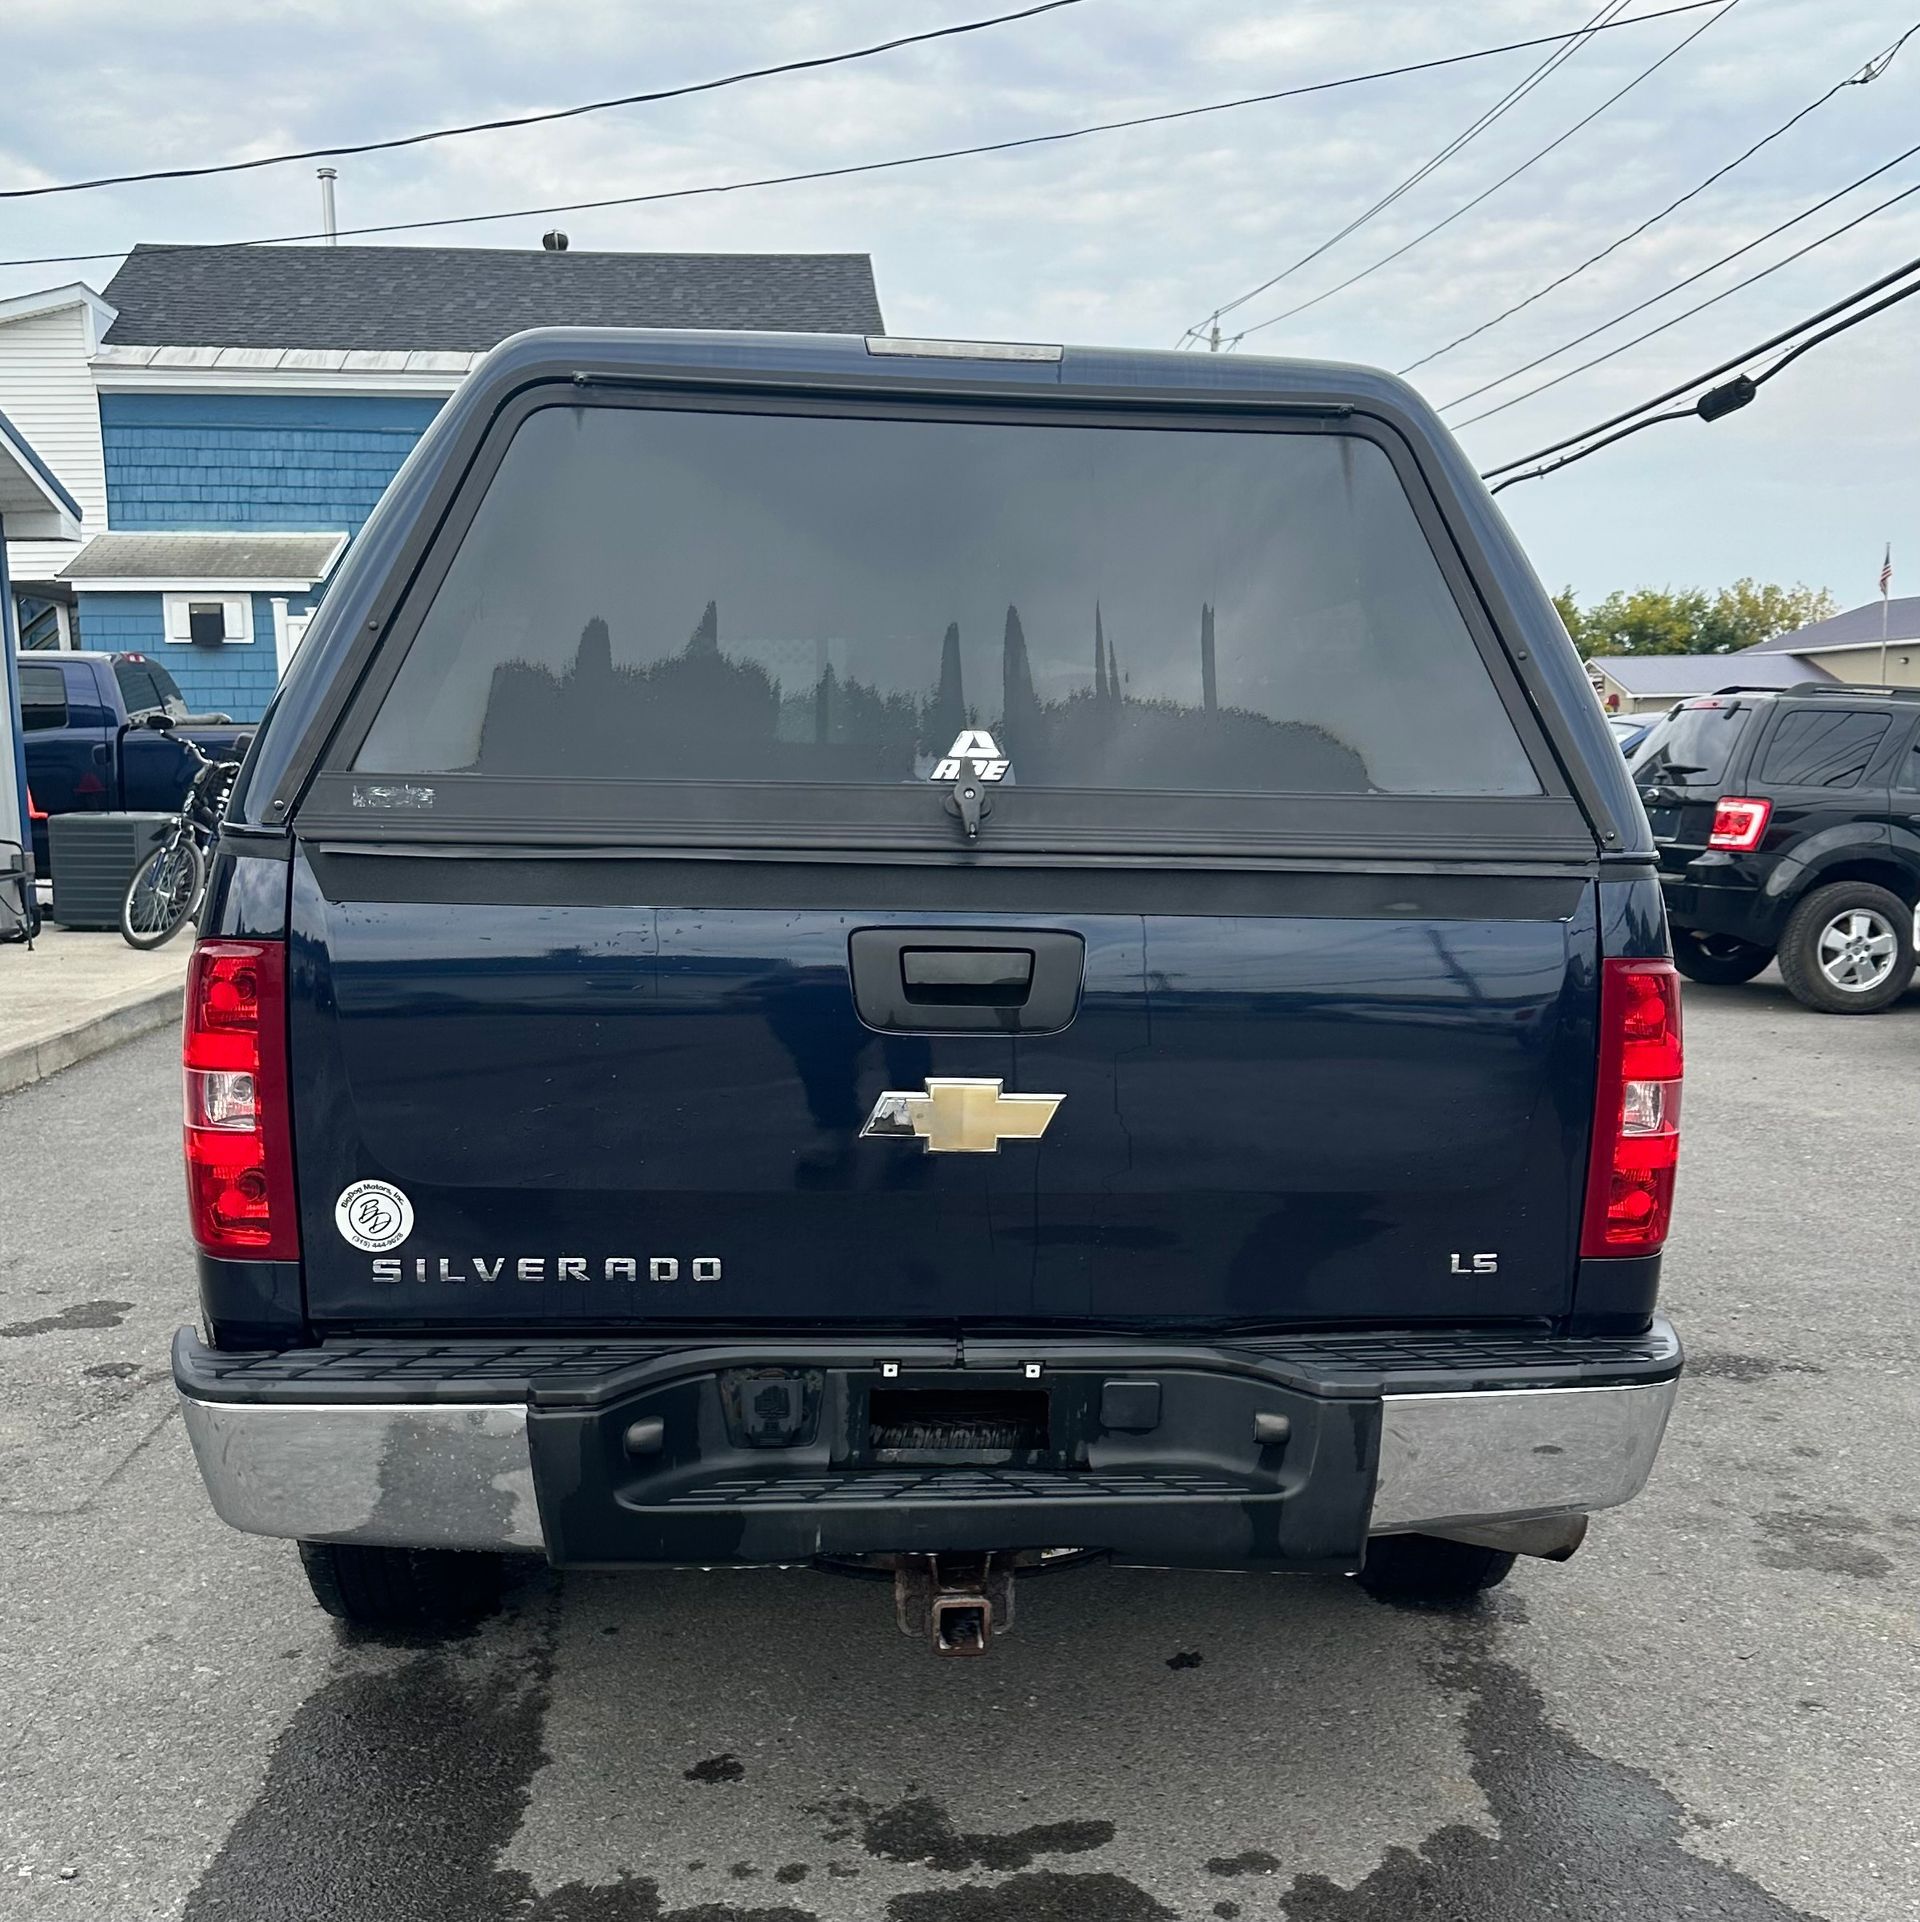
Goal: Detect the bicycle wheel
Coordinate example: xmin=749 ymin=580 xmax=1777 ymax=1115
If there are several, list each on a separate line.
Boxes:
xmin=121 ymin=834 xmax=206 ymax=949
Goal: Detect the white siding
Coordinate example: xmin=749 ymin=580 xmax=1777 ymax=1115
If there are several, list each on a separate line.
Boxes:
xmin=0 ymin=297 xmax=106 ymax=588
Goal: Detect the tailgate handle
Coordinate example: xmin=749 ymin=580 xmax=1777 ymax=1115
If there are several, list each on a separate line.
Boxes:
xmin=901 ymin=947 xmax=1034 ymax=1005
xmin=849 ymin=928 xmax=1085 ymax=1034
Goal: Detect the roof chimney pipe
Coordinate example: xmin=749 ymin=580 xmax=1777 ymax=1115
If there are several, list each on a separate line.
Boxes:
xmin=542 ymin=230 xmax=569 ymax=252
xmin=318 ymin=167 xmax=338 ymax=246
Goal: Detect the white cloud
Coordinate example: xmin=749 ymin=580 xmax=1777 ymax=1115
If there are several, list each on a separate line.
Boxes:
xmin=0 ymin=0 xmax=1916 ymax=598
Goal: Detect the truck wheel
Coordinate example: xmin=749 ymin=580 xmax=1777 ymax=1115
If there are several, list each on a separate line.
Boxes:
xmin=1776 ymin=881 xmax=1915 ymax=1014
xmin=1356 ymin=1534 xmax=1515 ymax=1606
xmin=1670 ymin=930 xmax=1773 ymax=986
xmin=298 ymin=1541 xmax=505 ymax=1630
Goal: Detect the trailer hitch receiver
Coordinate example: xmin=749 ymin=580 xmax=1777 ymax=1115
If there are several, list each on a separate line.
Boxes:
xmin=893 ymin=1553 xmax=1017 ymax=1656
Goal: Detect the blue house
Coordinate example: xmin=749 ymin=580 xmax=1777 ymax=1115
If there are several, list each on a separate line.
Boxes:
xmin=2 ymin=244 xmax=885 ymax=720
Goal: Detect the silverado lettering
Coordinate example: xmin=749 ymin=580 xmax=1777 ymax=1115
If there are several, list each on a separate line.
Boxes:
xmin=368 ymin=1255 xmax=724 ymax=1284
xmin=171 ymin=328 xmax=1683 ymax=1654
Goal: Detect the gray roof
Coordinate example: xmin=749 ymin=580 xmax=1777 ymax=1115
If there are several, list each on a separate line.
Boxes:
xmin=1741 ymin=595 xmax=1920 ymax=653
xmin=1590 ymin=651 xmax=1833 ymax=694
xmin=60 ymin=531 xmax=346 ymax=583
xmin=99 ymin=244 xmax=884 ymax=351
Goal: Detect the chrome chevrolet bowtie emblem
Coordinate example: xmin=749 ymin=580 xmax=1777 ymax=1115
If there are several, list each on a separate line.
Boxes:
xmin=860 ymin=1078 xmax=1064 ymax=1154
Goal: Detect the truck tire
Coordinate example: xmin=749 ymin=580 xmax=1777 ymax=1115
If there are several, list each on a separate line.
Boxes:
xmin=1670 ymin=930 xmax=1773 ymax=987
xmin=1356 ymin=1533 xmax=1515 ymax=1606
xmin=1776 ymin=881 xmax=1915 ymax=1014
xmin=298 ymin=1541 xmax=505 ymax=1630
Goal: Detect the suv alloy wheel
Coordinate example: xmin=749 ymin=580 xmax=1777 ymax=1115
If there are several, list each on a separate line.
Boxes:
xmin=1777 ymin=881 xmax=1917 ymax=1015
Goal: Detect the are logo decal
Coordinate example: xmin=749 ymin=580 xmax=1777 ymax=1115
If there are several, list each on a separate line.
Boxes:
xmin=929 ymin=729 xmax=1011 ymax=783
xmin=335 ymin=1179 xmax=415 ymax=1253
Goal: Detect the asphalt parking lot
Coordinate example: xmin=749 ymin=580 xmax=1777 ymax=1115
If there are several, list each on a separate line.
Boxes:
xmin=3 ymin=973 xmax=1917 ymax=1922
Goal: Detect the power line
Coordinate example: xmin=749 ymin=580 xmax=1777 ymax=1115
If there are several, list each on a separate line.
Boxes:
xmin=1750 ymin=269 xmax=1920 ymax=378
xmin=1400 ymin=20 xmax=1918 ymax=375
xmin=1480 ymin=247 xmax=1920 ymax=480
xmin=1443 ymin=136 xmax=1920 ymax=412
xmin=1449 ymin=159 xmax=1920 ymax=428
xmin=1225 ymin=0 xmax=1738 ymax=346
xmin=0 ymin=1 xmax=1728 ymax=273
xmin=1184 ymin=0 xmax=1630 ymax=344
xmin=1485 ymin=263 xmax=1920 ymax=491
xmin=1487 ymin=404 xmax=1697 ymax=489
xmin=0 ymin=0 xmax=1086 ymax=202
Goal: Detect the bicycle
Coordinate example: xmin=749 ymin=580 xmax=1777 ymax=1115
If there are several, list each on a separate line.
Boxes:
xmin=120 ymin=733 xmax=247 ymax=949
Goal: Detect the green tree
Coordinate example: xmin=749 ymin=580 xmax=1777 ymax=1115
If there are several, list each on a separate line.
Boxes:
xmin=1554 ymin=579 xmax=1837 ymax=658
xmin=1696 ymin=578 xmax=1837 ymax=653
xmin=1580 ymin=587 xmax=1711 ymax=657
xmin=1552 ymin=586 xmax=1585 ymax=650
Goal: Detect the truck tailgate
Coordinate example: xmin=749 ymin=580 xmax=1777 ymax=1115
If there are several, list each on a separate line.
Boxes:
xmin=290 ymin=851 xmax=1596 ymax=1328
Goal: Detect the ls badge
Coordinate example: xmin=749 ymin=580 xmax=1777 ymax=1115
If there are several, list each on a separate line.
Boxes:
xmin=861 ymin=1078 xmax=1064 ymax=1154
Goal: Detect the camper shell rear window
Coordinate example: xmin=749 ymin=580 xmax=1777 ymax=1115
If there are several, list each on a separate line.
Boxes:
xmin=319 ymin=392 xmax=1570 ymax=854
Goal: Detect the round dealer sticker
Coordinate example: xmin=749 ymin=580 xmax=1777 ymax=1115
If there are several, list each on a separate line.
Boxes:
xmin=335 ymin=1180 xmax=414 ymax=1253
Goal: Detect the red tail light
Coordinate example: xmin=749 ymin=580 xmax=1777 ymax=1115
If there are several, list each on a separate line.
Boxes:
xmin=183 ymin=940 xmax=299 ymax=1260
xmin=1707 ymin=797 xmax=1771 ymax=851
xmin=1581 ymin=958 xmax=1683 ymax=1258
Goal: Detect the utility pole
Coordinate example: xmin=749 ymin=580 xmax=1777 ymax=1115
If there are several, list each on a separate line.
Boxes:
xmin=1208 ymin=319 xmax=1222 ymax=352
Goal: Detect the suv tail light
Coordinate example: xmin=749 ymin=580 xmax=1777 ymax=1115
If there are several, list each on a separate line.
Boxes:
xmin=1707 ymin=797 xmax=1771 ymax=851
xmin=1581 ymin=958 xmax=1683 ymax=1258
xmin=183 ymin=940 xmax=299 ymax=1259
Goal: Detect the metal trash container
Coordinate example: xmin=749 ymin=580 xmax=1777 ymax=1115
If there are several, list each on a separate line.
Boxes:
xmin=47 ymin=812 xmax=175 ymax=931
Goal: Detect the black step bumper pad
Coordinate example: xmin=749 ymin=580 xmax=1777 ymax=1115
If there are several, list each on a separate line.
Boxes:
xmin=526 ymin=1355 xmax=1379 ymax=1571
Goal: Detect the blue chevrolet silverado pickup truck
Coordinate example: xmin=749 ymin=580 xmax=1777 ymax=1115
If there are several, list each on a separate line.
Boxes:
xmin=19 ymin=651 xmax=247 ymax=873
xmin=170 ymin=329 xmax=1682 ymax=1652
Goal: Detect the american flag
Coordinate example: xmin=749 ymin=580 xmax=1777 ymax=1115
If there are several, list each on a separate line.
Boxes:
xmin=1882 ymin=544 xmax=1894 ymax=597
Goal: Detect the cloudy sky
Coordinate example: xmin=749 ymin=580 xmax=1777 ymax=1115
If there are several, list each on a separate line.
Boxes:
xmin=3 ymin=0 xmax=1916 ymax=608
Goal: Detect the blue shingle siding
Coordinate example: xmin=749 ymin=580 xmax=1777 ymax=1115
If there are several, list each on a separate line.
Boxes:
xmin=78 ymin=392 xmax=441 ymax=720
xmin=100 ymin=392 xmax=442 ymax=533
xmin=76 ymin=589 xmax=314 ymax=723
xmin=83 ymin=390 xmax=439 ymax=723
xmin=77 ymin=591 xmax=164 ymax=649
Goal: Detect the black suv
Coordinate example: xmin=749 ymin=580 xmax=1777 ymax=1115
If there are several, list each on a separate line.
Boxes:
xmin=1634 ymin=683 xmax=1920 ymax=1013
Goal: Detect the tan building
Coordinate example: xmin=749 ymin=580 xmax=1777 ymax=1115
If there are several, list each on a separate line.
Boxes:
xmin=1732 ymin=593 xmax=1920 ymax=689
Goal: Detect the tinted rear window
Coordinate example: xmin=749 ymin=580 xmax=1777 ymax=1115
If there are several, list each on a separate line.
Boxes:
xmin=113 ymin=659 xmax=167 ymax=714
xmin=1631 ymin=702 xmax=1750 ymax=787
xmin=353 ymin=405 xmax=1538 ymax=800
xmin=1756 ymin=709 xmax=1890 ymax=788
xmin=18 ymin=664 xmax=67 ymax=731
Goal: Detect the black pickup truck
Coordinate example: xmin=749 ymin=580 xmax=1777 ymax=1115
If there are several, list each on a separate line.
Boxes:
xmin=171 ymin=330 xmax=1682 ymax=1653
xmin=19 ymin=651 xmax=247 ymax=873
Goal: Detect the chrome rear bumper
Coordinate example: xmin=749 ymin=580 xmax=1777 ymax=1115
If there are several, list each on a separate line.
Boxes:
xmin=177 ymin=1330 xmax=1678 ymax=1557
xmin=1369 ymin=1380 xmax=1676 ymax=1533
xmin=180 ymin=1397 xmax=547 ymax=1552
